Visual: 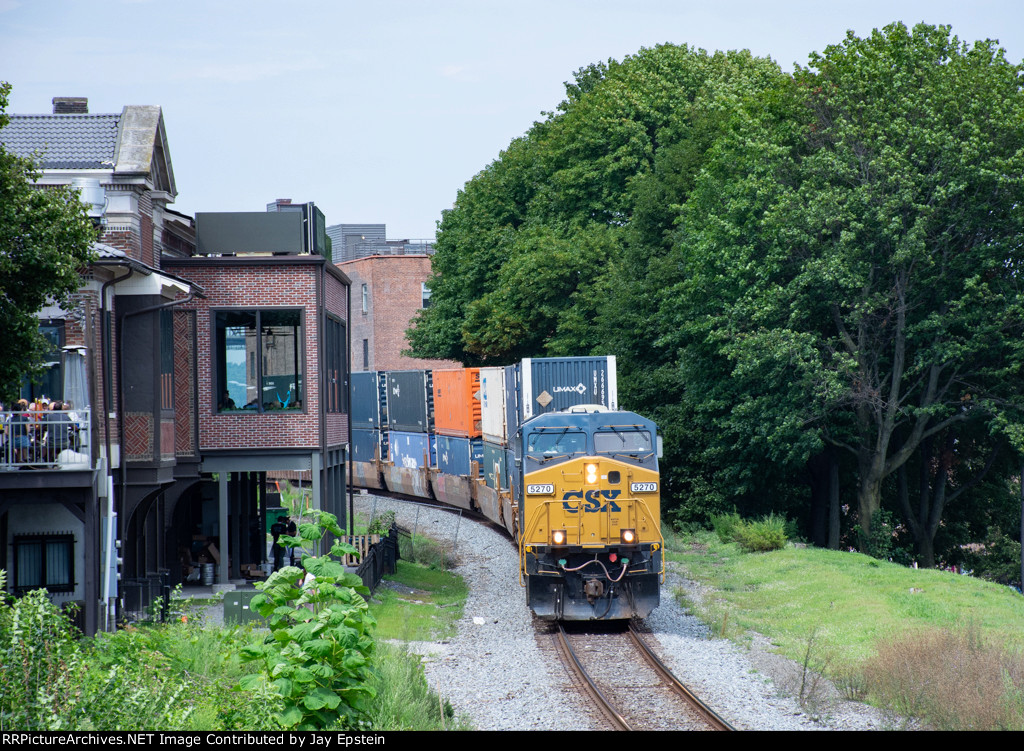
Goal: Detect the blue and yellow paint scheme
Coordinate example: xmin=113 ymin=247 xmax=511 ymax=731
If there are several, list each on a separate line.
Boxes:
xmin=518 ymin=407 xmax=662 ymax=620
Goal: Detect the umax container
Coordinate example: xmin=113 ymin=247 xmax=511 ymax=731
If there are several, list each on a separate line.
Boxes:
xmin=519 ymin=356 xmax=617 ymax=424
xmin=386 ymin=370 xmax=434 ymax=433
xmin=432 ymin=368 xmax=482 ymax=438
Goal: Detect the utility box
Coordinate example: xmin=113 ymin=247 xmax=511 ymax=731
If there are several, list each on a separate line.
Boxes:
xmin=223 ymin=590 xmax=266 ymax=625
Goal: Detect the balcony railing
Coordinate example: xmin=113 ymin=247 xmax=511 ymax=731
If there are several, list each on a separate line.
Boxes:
xmin=0 ymin=409 xmax=92 ymax=471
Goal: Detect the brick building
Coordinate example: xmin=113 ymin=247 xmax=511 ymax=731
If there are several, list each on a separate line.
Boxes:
xmin=0 ymin=97 xmax=202 ymax=633
xmin=341 ymin=253 xmax=459 ymax=371
xmin=0 ymin=100 xmax=351 ymax=634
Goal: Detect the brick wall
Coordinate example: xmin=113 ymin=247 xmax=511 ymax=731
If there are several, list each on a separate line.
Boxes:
xmin=173 ymin=310 xmax=196 ymax=457
xmin=339 ymin=255 xmax=459 ymax=372
xmin=170 ymin=261 xmax=324 ymax=451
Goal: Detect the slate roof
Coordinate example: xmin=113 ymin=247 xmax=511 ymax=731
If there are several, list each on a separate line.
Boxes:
xmin=0 ymin=113 xmax=120 ymax=169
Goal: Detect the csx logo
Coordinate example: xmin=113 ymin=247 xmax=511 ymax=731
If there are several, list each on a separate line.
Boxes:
xmin=562 ymin=490 xmax=621 ymax=513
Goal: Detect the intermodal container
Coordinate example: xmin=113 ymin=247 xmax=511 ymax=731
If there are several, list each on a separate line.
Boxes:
xmin=387 ymin=370 xmax=434 ymax=433
xmin=432 ymin=368 xmax=482 ymax=438
xmin=351 ymin=428 xmax=387 ymax=463
xmin=504 ymin=365 xmax=519 ymax=441
xmin=388 ymin=431 xmax=436 ymax=469
xmin=482 ymin=439 xmax=508 ymax=490
xmin=435 ymin=435 xmax=484 ymax=477
xmin=480 ymin=367 xmax=507 ymax=445
xmin=351 ymin=371 xmax=387 ymax=428
xmin=519 ymin=356 xmax=617 ymax=424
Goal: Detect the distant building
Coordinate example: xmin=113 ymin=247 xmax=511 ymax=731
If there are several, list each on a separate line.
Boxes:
xmin=338 ymin=235 xmax=458 ymax=371
xmin=327 ymin=222 xmax=434 ymax=263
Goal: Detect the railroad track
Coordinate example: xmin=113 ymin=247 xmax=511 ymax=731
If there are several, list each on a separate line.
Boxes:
xmin=553 ymin=621 xmax=734 ymax=731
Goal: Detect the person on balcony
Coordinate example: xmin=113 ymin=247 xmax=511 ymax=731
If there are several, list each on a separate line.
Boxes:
xmin=44 ymin=401 xmax=73 ymax=461
xmin=11 ymin=399 xmax=32 ymax=463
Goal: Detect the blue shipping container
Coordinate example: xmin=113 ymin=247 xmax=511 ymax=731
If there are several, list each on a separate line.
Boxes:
xmin=352 ymin=428 xmax=387 ymax=463
xmin=351 ymin=371 xmax=387 ymax=428
xmin=482 ymin=440 xmax=508 ymax=490
xmin=388 ymin=431 xmax=436 ymax=469
xmin=519 ymin=356 xmax=617 ymax=425
xmin=435 ymin=435 xmax=484 ymax=477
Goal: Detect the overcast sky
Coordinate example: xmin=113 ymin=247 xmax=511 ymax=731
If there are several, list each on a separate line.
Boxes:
xmin=2 ymin=1 xmax=1022 ymax=239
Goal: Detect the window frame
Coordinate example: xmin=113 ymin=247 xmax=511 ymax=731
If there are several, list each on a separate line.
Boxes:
xmin=212 ymin=307 xmax=306 ymax=415
xmin=324 ymin=314 xmax=348 ymax=414
xmin=13 ymin=533 xmax=75 ymax=594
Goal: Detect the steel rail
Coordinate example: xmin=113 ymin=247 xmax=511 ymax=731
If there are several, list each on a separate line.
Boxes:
xmin=555 ymin=623 xmax=632 ymax=731
xmin=628 ymin=622 xmax=735 ymax=731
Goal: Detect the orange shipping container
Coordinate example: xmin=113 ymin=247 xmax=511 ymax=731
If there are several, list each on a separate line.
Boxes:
xmin=432 ymin=368 xmax=482 ymax=438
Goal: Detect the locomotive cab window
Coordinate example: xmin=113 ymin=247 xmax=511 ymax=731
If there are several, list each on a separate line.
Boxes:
xmin=594 ymin=429 xmax=653 ymax=455
xmin=526 ymin=430 xmax=587 ymax=462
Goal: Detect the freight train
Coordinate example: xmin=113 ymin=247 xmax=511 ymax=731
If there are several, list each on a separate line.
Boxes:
xmin=350 ymin=356 xmax=663 ymax=621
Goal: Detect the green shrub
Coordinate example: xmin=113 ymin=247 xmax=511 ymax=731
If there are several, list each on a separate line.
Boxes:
xmin=368 ymin=510 xmax=396 ymax=536
xmin=710 ymin=512 xmax=788 ymax=552
xmin=242 ymin=509 xmax=376 ymax=730
xmin=963 ymin=527 xmax=1022 ymax=586
xmin=711 ymin=510 xmax=743 ymax=545
xmin=0 ymin=577 xmax=83 ymax=730
xmin=401 ymin=532 xmax=455 ymax=570
xmin=733 ymin=513 xmax=788 ymax=553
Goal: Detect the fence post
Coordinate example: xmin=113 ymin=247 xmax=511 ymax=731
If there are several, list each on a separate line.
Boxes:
xmin=412 ymin=506 xmax=422 ymax=562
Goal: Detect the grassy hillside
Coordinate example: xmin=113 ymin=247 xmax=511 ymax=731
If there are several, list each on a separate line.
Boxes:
xmin=664 ymin=526 xmax=1024 ymax=729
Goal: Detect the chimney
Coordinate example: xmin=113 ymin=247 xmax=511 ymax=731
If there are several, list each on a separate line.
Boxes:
xmin=53 ymin=97 xmax=88 ymax=114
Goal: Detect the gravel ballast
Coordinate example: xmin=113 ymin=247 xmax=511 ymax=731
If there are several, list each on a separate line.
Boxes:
xmin=356 ymin=493 xmax=896 ymax=731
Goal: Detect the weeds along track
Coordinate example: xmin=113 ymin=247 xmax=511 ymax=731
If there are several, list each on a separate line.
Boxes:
xmin=548 ymin=620 xmax=735 ymax=731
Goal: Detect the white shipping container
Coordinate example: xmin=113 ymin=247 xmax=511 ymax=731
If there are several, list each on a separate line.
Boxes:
xmin=479 ymin=366 xmax=508 ymax=445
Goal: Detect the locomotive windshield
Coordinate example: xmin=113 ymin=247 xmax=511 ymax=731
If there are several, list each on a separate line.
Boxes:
xmin=594 ymin=428 xmax=653 ymax=455
xmin=526 ymin=430 xmax=587 ymax=462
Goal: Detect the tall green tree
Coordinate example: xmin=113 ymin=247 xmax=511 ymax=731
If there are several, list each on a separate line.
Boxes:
xmin=0 ymin=81 xmax=97 ymax=402
xmin=663 ymin=23 xmax=1024 ymax=543
xmin=407 ymin=45 xmax=784 ymax=364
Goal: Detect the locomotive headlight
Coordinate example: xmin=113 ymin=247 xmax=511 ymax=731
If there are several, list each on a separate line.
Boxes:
xmin=585 ymin=463 xmax=599 ymax=484
xmin=621 ymin=528 xmax=637 ymax=545
xmin=551 ymin=529 xmax=567 ymax=546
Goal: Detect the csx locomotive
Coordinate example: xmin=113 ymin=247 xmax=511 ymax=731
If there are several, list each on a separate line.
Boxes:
xmin=350 ymin=357 xmax=663 ymax=620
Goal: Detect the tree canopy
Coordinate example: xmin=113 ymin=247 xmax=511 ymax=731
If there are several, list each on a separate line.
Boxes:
xmin=409 ymin=25 xmax=1024 ymax=565
xmin=0 ymin=81 xmax=97 ymax=403
xmin=407 ymin=44 xmax=786 ymax=364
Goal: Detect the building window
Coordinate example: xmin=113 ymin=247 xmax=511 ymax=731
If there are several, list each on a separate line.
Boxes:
xmin=21 ymin=321 xmax=65 ymax=402
xmin=421 ymin=282 xmax=432 ymax=309
xmin=325 ymin=316 xmax=347 ymax=414
xmin=13 ymin=534 xmax=75 ymax=593
xmin=361 ymin=284 xmax=368 ymax=314
xmin=215 ymin=309 xmax=304 ymax=413
xmin=362 ymin=339 xmax=369 ymax=370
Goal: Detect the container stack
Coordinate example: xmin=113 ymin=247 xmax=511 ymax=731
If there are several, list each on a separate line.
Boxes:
xmin=386 ymin=370 xmax=434 ymax=467
xmin=432 ymin=368 xmax=483 ymax=478
xmin=348 ymin=357 xmax=617 ymax=492
xmin=350 ymin=371 xmax=388 ymax=464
